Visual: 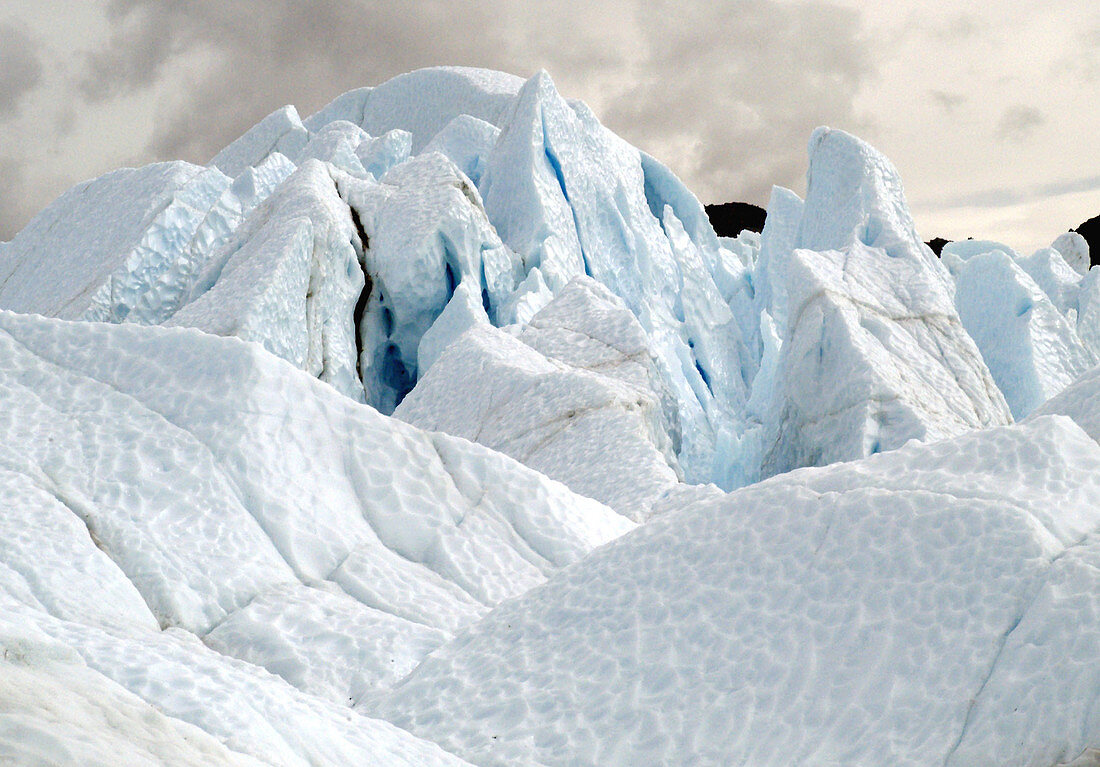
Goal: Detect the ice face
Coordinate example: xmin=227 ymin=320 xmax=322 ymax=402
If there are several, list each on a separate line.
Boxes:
xmin=1051 ymin=230 xmax=1091 ymax=277
xmin=953 ymin=249 xmax=1095 ymax=419
xmin=211 ymin=105 xmax=310 ymax=179
xmin=168 ymin=159 xmax=366 ymax=401
xmin=754 ymin=129 xmax=1011 ymax=477
xmin=0 ymin=162 xmax=210 ymax=320
xmin=1 ymin=65 xmax=1088 ymax=495
xmin=344 ymin=151 xmax=518 ymax=412
xmin=396 ymin=279 xmax=682 ymax=521
xmin=369 ymin=416 xmax=1100 ymax=767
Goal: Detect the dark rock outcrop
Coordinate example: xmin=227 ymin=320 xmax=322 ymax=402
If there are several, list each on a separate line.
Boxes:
xmin=705 ymin=202 xmax=767 ymax=238
xmin=926 ymin=237 xmax=950 ymax=256
xmin=1073 ymin=215 xmax=1100 ymax=268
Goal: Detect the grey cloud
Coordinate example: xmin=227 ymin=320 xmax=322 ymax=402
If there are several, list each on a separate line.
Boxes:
xmin=602 ymin=0 xmax=873 ymax=205
xmin=80 ymin=0 xmax=523 ymax=163
xmin=938 ymin=14 xmax=979 ymax=40
xmin=996 ymin=104 xmax=1044 ymax=142
xmin=929 ymin=90 xmax=966 ymax=112
xmin=0 ymin=22 xmax=43 ymax=120
xmin=0 ymin=156 xmax=32 ymax=239
xmin=73 ymin=0 xmax=872 ymax=210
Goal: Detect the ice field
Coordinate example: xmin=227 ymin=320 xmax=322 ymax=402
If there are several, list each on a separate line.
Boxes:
xmin=2 ymin=66 xmax=1100 ymax=765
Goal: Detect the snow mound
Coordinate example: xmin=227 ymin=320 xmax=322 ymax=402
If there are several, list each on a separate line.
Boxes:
xmin=0 ymin=654 xmax=268 ymax=767
xmin=0 ymin=310 xmax=629 ymax=764
xmin=0 ymin=596 xmax=475 ymax=767
xmin=370 ymin=416 xmax=1100 ymax=767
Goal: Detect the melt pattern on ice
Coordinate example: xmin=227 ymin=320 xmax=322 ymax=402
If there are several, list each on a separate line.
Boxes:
xmin=2 ymin=65 xmax=1100 ymax=766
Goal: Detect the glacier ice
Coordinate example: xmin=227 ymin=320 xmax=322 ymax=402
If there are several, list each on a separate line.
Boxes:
xmin=2 ymin=64 xmax=1100 ymax=765
xmin=1051 ymin=230 xmax=1091 ymax=277
xmin=397 ymin=278 xmax=683 ymax=520
xmin=369 ymin=416 xmax=1100 ymax=767
xmin=0 ymin=162 xmax=217 ymax=320
xmin=343 ymin=150 xmax=517 ymax=412
xmin=1 ymin=68 xmax=1025 ymax=490
xmin=950 ymin=248 xmax=1095 ymax=418
xmin=757 ymin=129 xmax=1011 ymax=477
xmin=168 ymin=159 xmax=366 ymax=400
xmin=211 ymin=105 xmax=310 ymax=180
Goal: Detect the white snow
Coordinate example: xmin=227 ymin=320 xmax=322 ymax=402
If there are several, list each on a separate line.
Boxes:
xmin=1029 ymin=362 xmax=1100 ymax=443
xmin=0 ymin=653 xmax=269 ymax=767
xmin=0 ymin=308 xmax=629 ymax=763
xmin=2 ymin=64 xmax=1099 ymax=766
xmin=951 ymin=248 xmax=1095 ymax=418
xmin=396 ymin=279 xmax=681 ymax=520
xmin=758 ymin=129 xmax=1011 ymax=477
xmin=370 ymin=416 xmax=1100 ymax=767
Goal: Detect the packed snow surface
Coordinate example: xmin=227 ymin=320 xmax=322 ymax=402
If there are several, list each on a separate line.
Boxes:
xmin=371 ymin=416 xmax=1100 ymax=767
xmin=0 ymin=309 xmax=626 ymax=766
xmin=3 ymin=65 xmax=1100 ymax=765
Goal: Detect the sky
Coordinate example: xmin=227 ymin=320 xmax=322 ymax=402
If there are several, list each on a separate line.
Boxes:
xmin=1 ymin=0 xmax=1098 ymax=254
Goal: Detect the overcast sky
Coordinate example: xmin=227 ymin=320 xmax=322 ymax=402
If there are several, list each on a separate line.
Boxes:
xmin=2 ymin=0 xmax=1098 ymax=253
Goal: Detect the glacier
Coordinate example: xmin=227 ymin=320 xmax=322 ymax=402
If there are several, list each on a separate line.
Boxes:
xmin=2 ymin=65 xmax=1100 ymax=766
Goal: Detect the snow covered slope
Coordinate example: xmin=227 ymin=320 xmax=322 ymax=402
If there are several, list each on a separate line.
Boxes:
xmin=1029 ymin=362 xmax=1100 ymax=442
xmin=4 ymin=64 xmax=1100 ymax=765
xmin=370 ymin=416 xmax=1100 ymax=767
xmin=0 ymin=309 xmax=628 ymax=765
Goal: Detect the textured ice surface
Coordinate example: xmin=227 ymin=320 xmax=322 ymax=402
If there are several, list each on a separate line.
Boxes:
xmin=0 ymin=596 xmax=474 ymax=767
xmin=0 ymin=162 xmax=208 ymax=319
xmin=1052 ymin=230 xmax=1091 ymax=277
xmin=0 ymin=309 xmax=628 ymax=763
xmin=371 ymin=416 xmax=1100 ymax=767
xmin=422 ymin=114 xmax=500 ymax=187
xmin=168 ymin=159 xmax=366 ymax=399
xmin=1076 ymin=269 xmax=1100 ymax=358
xmin=396 ymin=285 xmax=681 ymax=521
xmin=416 ymin=280 xmax=490 ymax=375
xmin=1016 ymin=245 xmax=1085 ymax=318
xmin=0 ymin=654 xmax=268 ymax=767
xmin=758 ymin=130 xmax=1011 ymax=476
xmin=952 ymin=249 xmax=1095 ymax=418
xmin=1030 ymin=363 xmax=1100 ymax=443
xmin=211 ymin=105 xmax=310 ymax=179
xmin=343 ymin=150 xmax=517 ymax=412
